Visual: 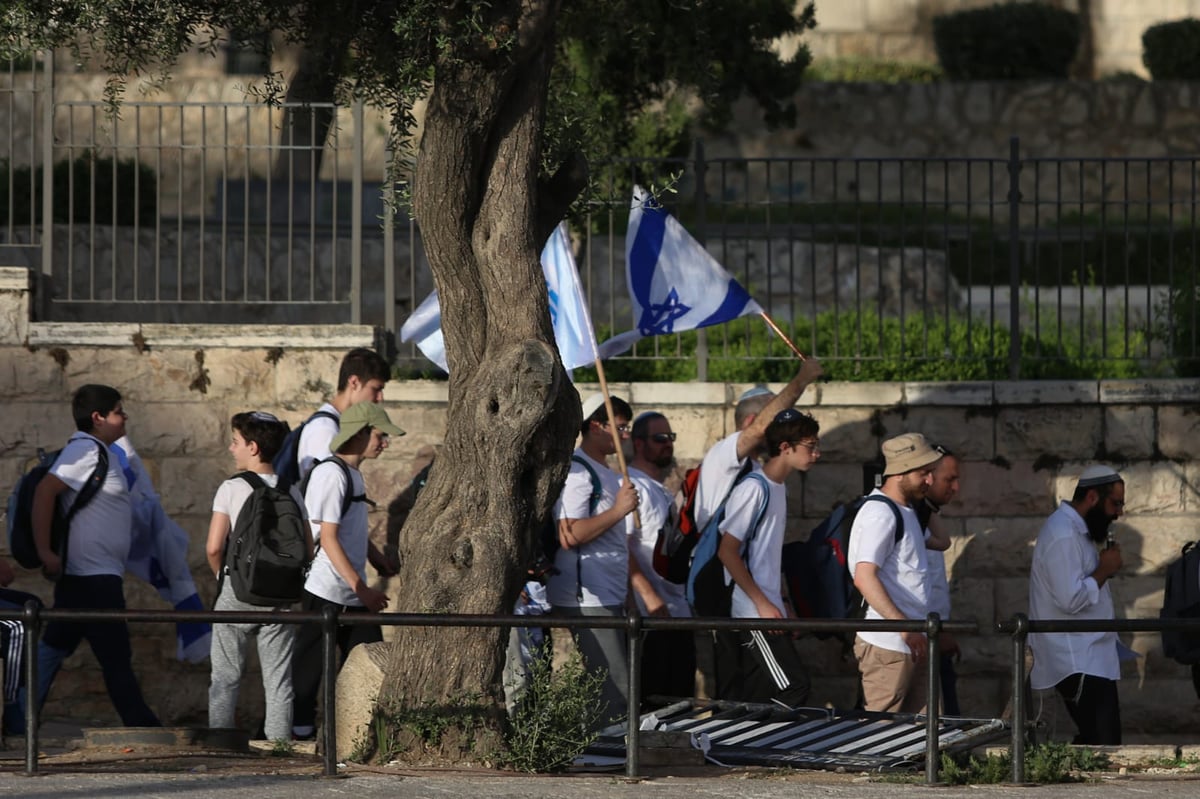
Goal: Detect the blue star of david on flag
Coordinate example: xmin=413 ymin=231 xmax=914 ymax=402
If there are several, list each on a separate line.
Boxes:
xmin=638 ymin=287 xmax=692 ymax=336
xmin=598 ymin=185 xmax=764 ymax=358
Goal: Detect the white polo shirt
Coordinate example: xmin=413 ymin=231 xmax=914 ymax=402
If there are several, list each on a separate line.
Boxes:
xmin=624 ymin=466 xmax=690 ymax=618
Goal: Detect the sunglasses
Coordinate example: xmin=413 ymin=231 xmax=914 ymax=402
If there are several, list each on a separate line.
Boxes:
xmin=647 ymin=432 xmax=677 ymax=443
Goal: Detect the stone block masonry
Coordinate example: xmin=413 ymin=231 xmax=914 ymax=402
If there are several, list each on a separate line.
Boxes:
xmin=0 ymin=267 xmax=1193 ymax=740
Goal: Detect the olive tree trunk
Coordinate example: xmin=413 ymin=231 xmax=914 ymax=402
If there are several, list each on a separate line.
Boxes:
xmin=379 ymin=0 xmax=582 ymax=743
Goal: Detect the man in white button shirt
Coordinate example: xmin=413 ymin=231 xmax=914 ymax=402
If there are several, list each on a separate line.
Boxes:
xmin=1028 ymin=464 xmax=1126 ymax=745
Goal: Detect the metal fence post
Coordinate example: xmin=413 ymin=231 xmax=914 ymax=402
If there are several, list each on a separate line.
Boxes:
xmin=1006 ymin=136 xmax=1022 ymax=380
xmin=625 ymin=614 xmax=643 ymax=778
xmin=693 ymin=139 xmax=709 ymax=382
xmin=350 ymin=100 xmax=364 ymax=326
xmin=321 ymin=604 xmax=339 ymax=777
xmin=924 ymin=613 xmax=941 ymax=785
xmin=22 ymin=599 xmax=41 ymax=776
xmin=1009 ymin=613 xmax=1029 ymax=784
xmin=38 ymin=49 xmax=55 ymax=322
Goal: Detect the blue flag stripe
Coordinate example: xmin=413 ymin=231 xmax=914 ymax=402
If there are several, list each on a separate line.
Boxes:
xmin=697 ymin=278 xmax=756 ymax=329
xmin=627 ymin=204 xmax=666 ymax=311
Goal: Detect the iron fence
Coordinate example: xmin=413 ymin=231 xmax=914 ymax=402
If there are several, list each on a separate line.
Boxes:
xmin=4 ymin=51 xmax=1198 ymax=377
xmin=5 ymin=603 xmax=1197 ymax=784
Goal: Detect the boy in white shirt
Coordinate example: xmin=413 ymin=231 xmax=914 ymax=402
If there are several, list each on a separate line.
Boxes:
xmin=716 ymin=409 xmax=821 ymax=706
xmin=296 ymin=347 xmax=391 ymax=479
xmin=291 ymin=401 xmax=403 ymax=740
xmin=26 ymin=384 xmax=159 ymax=726
xmin=206 ymin=411 xmax=313 ymax=742
xmin=549 ymin=393 xmax=639 ymax=726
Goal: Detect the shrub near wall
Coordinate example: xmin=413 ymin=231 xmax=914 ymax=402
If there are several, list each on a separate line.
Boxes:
xmin=932 ymin=2 xmax=1080 ymax=80
xmin=1142 ymin=18 xmax=1200 ymax=80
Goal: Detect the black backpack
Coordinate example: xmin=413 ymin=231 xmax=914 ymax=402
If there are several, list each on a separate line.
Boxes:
xmin=220 ymin=472 xmax=310 ymax=606
xmin=1161 ymin=541 xmax=1200 ymax=665
xmin=783 ymin=493 xmax=904 ymax=624
xmin=272 ymin=410 xmax=338 ymax=486
xmin=7 ymin=441 xmax=108 ymax=571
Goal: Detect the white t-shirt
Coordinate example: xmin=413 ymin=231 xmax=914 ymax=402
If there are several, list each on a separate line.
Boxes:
xmin=52 ymin=432 xmax=132 ymax=578
xmin=848 ymin=489 xmax=930 ymax=654
xmin=297 ymin=403 xmax=340 ymax=480
xmin=303 ymin=459 xmax=370 ymax=606
xmin=211 ymin=472 xmax=307 ymax=572
xmin=548 ymin=449 xmax=628 ymax=608
xmin=719 ymin=469 xmax=788 ymax=619
xmin=624 ymin=466 xmax=690 ymax=618
xmin=693 ymin=432 xmax=747 ymax=532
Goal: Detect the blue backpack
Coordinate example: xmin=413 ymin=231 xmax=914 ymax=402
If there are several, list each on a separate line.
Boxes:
xmin=272 ymin=409 xmax=338 ymax=486
xmin=686 ymin=471 xmax=770 ymax=617
xmin=783 ymin=493 xmax=904 ymax=624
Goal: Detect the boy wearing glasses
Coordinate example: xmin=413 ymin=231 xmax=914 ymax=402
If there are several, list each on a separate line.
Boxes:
xmin=1028 ymin=464 xmax=1126 ymax=745
xmin=290 ymin=401 xmax=403 ymax=740
xmin=549 ymin=393 xmax=639 ymax=725
xmin=715 ymin=409 xmax=821 ymax=706
xmin=26 ymin=384 xmax=160 ymax=726
xmin=625 ymin=411 xmax=693 ymax=700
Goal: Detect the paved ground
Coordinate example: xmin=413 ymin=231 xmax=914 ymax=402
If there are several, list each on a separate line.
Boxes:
xmin=1 ymin=719 xmax=1198 ymax=798
xmin=2 ymin=766 xmax=1200 ymax=799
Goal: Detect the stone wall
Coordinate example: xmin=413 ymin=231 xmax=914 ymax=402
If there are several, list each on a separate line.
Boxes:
xmin=0 ymin=267 xmax=1196 ymax=741
xmin=793 ymin=0 xmax=1200 ymax=78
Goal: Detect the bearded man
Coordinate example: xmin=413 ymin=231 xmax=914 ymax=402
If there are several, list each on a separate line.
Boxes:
xmin=1028 ymin=464 xmax=1126 ymax=745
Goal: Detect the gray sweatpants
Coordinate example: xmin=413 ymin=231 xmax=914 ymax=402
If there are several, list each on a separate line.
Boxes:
xmin=555 ymin=604 xmax=628 ymax=727
xmin=208 ymin=582 xmax=297 ymax=740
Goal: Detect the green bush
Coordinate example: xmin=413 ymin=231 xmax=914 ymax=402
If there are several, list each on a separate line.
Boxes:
xmin=806 ymin=58 xmax=943 ymax=84
xmin=573 ymin=308 xmax=1154 ymax=384
xmin=932 ymin=2 xmax=1080 ymax=80
xmin=1158 ymin=267 xmax=1200 ymax=377
xmin=1142 ymin=18 xmax=1200 ymax=80
xmin=502 ymin=648 xmax=604 ymax=773
xmin=0 ymin=156 xmax=157 ymax=226
xmin=939 ymin=743 xmax=1108 ymax=785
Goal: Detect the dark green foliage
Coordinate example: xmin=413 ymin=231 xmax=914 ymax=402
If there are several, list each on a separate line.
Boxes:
xmin=932 ymin=2 xmax=1080 ymax=80
xmin=1142 ymin=18 xmax=1200 ymax=80
xmin=1160 ymin=263 xmax=1200 ymax=376
xmin=0 ymin=156 xmax=157 ymax=226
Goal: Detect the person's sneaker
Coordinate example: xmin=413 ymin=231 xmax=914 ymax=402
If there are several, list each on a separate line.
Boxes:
xmin=292 ymin=726 xmax=316 ymax=741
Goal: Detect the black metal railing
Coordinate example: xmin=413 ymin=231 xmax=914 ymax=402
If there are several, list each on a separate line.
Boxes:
xmin=6 ymin=602 xmax=1196 ymax=784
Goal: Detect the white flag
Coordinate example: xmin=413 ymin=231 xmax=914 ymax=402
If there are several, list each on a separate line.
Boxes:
xmin=401 ymin=223 xmax=597 ymax=373
xmin=598 ymin=185 xmax=763 ymax=358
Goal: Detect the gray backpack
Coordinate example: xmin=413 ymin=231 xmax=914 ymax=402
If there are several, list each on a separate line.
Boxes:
xmin=221 ymin=472 xmax=310 ymax=606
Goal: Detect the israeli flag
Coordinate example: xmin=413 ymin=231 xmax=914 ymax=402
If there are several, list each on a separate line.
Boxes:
xmin=597 ymin=185 xmax=763 ymax=359
xmin=401 ymin=223 xmax=597 ymax=373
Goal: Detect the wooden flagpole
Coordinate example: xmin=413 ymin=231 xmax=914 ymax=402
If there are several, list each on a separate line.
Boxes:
xmin=591 ymin=357 xmax=641 ymax=530
xmin=759 ymin=311 xmax=807 ymax=361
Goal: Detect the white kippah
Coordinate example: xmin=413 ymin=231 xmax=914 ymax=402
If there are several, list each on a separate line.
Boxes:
xmin=1077 ymin=464 xmax=1121 ymax=489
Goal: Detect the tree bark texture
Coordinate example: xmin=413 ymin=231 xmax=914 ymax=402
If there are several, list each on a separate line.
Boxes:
xmin=381 ymin=0 xmax=580 ymax=716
